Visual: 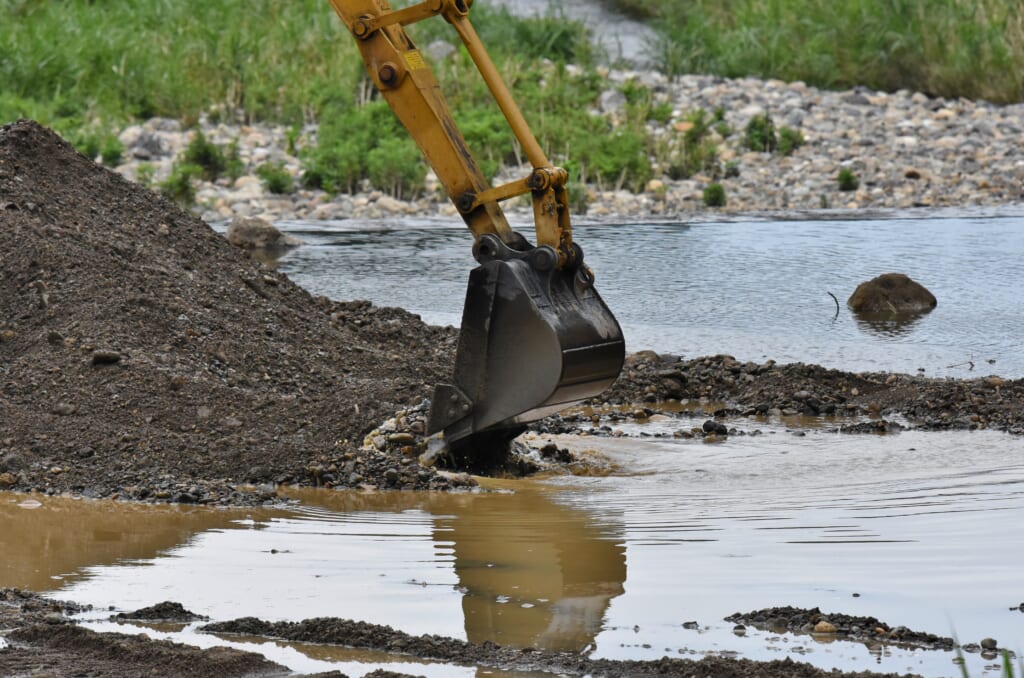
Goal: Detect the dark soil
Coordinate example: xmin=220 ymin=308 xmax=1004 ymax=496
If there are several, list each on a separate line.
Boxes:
xmin=112 ymin=601 xmax=208 ymax=623
xmin=725 ymin=606 xmax=959 ymax=651
xmin=726 ymin=606 xmax=1016 ymax=660
xmin=0 ymin=120 xmax=461 ymax=503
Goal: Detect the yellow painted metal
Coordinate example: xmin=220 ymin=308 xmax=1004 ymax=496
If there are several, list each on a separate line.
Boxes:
xmin=327 ymin=0 xmax=512 ymax=242
xmin=444 ymin=8 xmax=550 ymax=169
xmin=326 ymin=0 xmax=576 ymax=264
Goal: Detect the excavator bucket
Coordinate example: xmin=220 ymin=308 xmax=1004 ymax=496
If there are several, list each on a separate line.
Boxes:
xmin=428 ymin=234 xmax=625 ymax=449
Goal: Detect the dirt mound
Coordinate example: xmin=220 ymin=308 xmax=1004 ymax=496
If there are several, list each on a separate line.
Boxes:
xmin=0 ymin=120 xmax=459 ymax=501
xmin=113 ymin=601 xmax=208 ymax=623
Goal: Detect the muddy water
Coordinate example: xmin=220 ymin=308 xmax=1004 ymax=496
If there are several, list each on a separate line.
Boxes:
xmin=275 ymin=213 xmax=1024 ymax=378
xmin=3 ymin=419 xmax=1023 ymax=676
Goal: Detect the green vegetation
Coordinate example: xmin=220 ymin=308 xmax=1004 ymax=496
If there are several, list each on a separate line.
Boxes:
xmin=160 ymin=163 xmax=204 ymax=206
xmin=100 ymin=135 xmax=124 ymax=167
xmin=7 ymin=0 xmax=1023 ymax=206
xmin=778 ymin=127 xmax=806 ymax=156
xmin=837 ymin=168 xmax=860 ymax=191
xmin=661 ymin=109 xmax=719 ymax=181
xmin=0 ymin=0 xmax=659 ymax=197
xmin=743 ymin=113 xmax=804 ymax=157
xmin=744 ymin=114 xmax=778 ymax=154
xmin=256 ymin=162 xmax=294 ymax=195
xmin=302 ymin=100 xmax=426 ymax=197
xmin=702 ymin=182 xmax=727 ymax=207
xmin=183 ymin=131 xmax=228 ymax=181
xmin=136 ymin=163 xmax=156 ymax=188
xmin=645 ymin=0 xmax=1024 ymax=103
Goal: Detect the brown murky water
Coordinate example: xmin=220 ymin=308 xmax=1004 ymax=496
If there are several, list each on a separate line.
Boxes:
xmin=2 ymin=418 xmax=1023 ymax=676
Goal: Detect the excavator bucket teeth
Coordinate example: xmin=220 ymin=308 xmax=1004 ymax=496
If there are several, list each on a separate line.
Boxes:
xmin=428 ymin=234 xmax=625 ymax=447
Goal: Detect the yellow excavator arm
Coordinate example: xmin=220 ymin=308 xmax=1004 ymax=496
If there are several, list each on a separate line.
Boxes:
xmin=326 ymin=0 xmax=625 ymax=461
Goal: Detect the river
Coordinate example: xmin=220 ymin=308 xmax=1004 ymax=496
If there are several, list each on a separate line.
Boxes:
xmin=275 ymin=212 xmax=1024 ymax=378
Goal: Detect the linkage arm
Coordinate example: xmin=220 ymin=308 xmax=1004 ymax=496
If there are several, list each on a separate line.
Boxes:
xmin=327 ymin=0 xmax=576 ymax=266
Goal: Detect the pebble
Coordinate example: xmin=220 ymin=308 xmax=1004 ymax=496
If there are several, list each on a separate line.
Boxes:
xmin=813 ymin=620 xmax=837 ymax=634
xmin=91 ymin=350 xmax=122 ymax=365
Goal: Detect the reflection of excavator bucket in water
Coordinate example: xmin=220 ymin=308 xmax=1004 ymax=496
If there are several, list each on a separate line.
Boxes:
xmin=428 ymin=234 xmax=624 ymax=447
xmin=326 ymin=0 xmax=624 ymax=457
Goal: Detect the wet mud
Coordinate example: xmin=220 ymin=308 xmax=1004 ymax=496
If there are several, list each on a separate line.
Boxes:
xmin=725 ymin=607 xmax=962 ymax=651
xmin=202 ymin=615 xmax=919 ymax=677
xmin=3 ymin=120 xmax=1020 ymax=676
xmin=0 ymin=589 xmax=913 ymax=678
xmin=0 ymin=590 xmax=285 ymax=677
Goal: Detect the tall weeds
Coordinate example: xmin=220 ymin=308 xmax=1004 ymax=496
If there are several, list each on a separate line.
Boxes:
xmin=647 ymin=0 xmax=1024 ymax=103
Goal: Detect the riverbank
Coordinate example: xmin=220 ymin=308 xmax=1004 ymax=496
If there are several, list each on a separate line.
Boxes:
xmin=106 ymin=70 xmax=1024 ymax=222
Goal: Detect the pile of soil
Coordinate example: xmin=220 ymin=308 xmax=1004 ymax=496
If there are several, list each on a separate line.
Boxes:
xmin=0 ymin=120 xmax=460 ymax=502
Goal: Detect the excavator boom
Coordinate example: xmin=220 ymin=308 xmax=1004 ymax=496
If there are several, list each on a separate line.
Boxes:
xmin=326 ymin=0 xmax=625 ymax=456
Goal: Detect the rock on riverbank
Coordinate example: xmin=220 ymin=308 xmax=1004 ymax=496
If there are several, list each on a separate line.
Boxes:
xmin=108 ymin=71 xmax=1024 ymax=222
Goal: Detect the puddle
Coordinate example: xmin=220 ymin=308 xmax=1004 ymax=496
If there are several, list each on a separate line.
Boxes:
xmin=2 ymin=420 xmax=1023 ymax=676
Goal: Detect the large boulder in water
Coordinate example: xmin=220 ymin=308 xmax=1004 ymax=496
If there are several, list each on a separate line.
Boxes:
xmin=225 ymin=216 xmax=302 ymax=255
xmin=847 ymin=273 xmax=936 ymax=313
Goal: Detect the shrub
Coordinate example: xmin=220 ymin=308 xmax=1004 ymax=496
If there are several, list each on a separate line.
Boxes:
xmin=136 ymin=163 xmax=156 ymax=188
xmin=703 ymin=182 xmax=727 ymax=207
xmin=160 ymin=163 xmax=204 ymax=206
xmin=99 ymin=135 xmax=123 ymax=167
xmin=183 ymin=131 xmax=227 ymax=180
xmin=837 ymin=168 xmax=860 ymax=191
xmin=256 ymin=162 xmax=294 ymax=194
xmin=744 ymin=114 xmax=778 ymax=153
xmin=366 ymin=138 xmax=426 ymax=199
xmin=567 ymin=182 xmax=589 ymax=215
xmin=68 ymin=130 xmax=102 ymax=161
xmin=225 ymin=141 xmax=245 ymax=181
xmin=582 ymin=127 xmax=652 ymax=192
xmin=663 ymin=109 xmax=718 ymax=180
xmin=779 ymin=127 xmax=805 ymax=156
xmin=302 ymin=100 xmax=426 ymax=197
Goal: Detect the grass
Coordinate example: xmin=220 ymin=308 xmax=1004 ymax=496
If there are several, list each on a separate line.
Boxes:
xmin=639 ymin=0 xmax=1024 ymax=103
xmin=1 ymin=0 xmax=660 ymax=195
xmin=5 ymin=0 xmax=1022 ymax=203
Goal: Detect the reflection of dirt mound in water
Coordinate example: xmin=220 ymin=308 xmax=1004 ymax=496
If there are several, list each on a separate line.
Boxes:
xmin=0 ymin=120 xmax=458 ymax=500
